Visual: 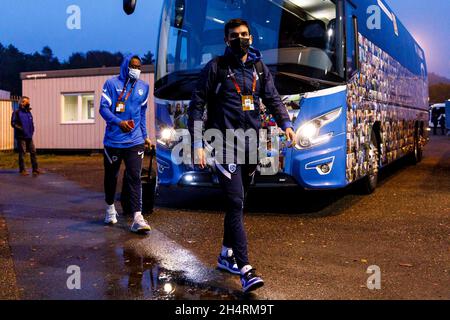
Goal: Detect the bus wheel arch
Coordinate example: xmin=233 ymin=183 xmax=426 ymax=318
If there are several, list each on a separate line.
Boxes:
xmin=359 ymin=122 xmax=381 ymax=195
xmin=372 ymin=121 xmax=382 ymax=164
xmin=411 ymin=121 xmax=424 ymax=164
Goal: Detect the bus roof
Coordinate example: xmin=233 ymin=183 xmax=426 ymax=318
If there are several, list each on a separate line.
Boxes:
xmin=354 ymin=0 xmax=426 ymax=77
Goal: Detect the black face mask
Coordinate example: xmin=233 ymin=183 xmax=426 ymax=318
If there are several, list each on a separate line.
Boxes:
xmin=229 ymin=37 xmax=250 ymax=57
xmin=23 ymin=103 xmax=31 ymax=110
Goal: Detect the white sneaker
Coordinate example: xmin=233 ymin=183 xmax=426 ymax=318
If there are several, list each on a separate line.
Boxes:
xmin=130 ymin=214 xmax=151 ymax=233
xmin=104 ymin=205 xmax=118 ymax=225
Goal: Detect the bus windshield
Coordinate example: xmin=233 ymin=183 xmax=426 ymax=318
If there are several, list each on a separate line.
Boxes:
xmin=155 ymin=0 xmax=345 ymax=99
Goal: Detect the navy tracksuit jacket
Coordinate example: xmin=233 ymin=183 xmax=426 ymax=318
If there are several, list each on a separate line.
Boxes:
xmin=11 ymin=108 xmax=35 ymax=139
xmin=188 ymin=46 xmax=291 ymax=152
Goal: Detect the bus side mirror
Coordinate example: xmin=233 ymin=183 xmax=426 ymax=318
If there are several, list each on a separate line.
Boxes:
xmin=123 ymin=0 xmax=137 ymax=15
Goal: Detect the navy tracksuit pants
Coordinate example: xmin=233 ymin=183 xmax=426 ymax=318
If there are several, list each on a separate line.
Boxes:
xmin=216 ymin=163 xmax=257 ymax=269
xmin=103 ymin=144 xmax=144 ymax=214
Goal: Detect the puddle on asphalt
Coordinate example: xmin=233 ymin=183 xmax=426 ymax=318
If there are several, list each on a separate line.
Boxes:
xmin=110 ymin=247 xmax=254 ymax=300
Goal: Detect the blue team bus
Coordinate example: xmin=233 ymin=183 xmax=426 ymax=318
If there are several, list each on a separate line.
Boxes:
xmin=125 ymin=0 xmax=429 ymax=193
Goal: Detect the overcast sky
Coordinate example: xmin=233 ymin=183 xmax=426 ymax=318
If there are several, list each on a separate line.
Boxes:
xmin=0 ymin=0 xmax=449 ymax=77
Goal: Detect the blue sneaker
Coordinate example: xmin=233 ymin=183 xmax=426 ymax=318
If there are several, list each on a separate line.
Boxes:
xmin=241 ymin=269 xmax=264 ymax=293
xmin=217 ymin=253 xmax=240 ymax=275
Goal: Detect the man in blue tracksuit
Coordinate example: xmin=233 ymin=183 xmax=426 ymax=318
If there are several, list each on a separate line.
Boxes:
xmin=188 ymin=19 xmax=296 ymax=293
xmin=11 ymin=96 xmax=42 ymax=176
xmin=99 ymin=55 xmax=152 ymax=233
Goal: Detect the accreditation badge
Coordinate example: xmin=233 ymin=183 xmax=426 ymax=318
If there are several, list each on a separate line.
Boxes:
xmin=241 ymin=95 xmax=255 ymax=111
xmin=115 ymin=102 xmax=125 ymax=113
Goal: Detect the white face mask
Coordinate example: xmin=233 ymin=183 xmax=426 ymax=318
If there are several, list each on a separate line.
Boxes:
xmin=128 ymin=67 xmax=141 ymax=80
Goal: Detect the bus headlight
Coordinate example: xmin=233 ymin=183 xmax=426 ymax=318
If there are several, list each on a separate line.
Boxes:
xmin=161 ymin=128 xmax=174 ymax=140
xmin=295 ymin=107 xmax=342 ymax=149
xmin=297 ymin=121 xmax=320 ymax=147
xmin=157 ymin=127 xmax=177 ymax=147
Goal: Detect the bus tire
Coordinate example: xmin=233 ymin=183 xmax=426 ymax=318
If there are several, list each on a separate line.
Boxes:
xmin=360 ymin=132 xmax=380 ymax=195
xmin=410 ymin=128 xmax=423 ymax=164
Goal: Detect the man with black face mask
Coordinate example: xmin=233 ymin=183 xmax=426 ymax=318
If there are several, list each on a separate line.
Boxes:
xmin=188 ymin=19 xmax=296 ymax=293
xmin=11 ymin=96 xmax=42 ymax=176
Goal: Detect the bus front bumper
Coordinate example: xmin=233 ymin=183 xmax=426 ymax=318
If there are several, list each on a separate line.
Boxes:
xmin=178 ymin=171 xmax=299 ymax=188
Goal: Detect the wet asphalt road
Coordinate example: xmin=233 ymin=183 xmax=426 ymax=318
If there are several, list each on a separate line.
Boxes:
xmin=0 ymin=173 xmax=242 ymax=300
xmin=0 ymin=135 xmax=449 ymax=300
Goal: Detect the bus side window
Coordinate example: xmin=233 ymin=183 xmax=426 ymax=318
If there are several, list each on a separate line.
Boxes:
xmin=347 ymin=15 xmax=359 ymax=77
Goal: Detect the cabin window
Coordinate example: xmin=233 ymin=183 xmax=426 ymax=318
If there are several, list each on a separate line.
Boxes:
xmin=61 ymin=93 xmax=95 ymax=124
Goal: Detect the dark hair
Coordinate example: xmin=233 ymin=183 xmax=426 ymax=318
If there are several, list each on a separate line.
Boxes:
xmin=224 ymin=19 xmax=251 ymax=37
xmin=21 ymin=96 xmax=30 ymax=101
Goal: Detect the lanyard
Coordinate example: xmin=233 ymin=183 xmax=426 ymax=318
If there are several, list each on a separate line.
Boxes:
xmin=228 ymin=66 xmax=257 ymax=96
xmin=117 ymin=78 xmax=137 ymax=103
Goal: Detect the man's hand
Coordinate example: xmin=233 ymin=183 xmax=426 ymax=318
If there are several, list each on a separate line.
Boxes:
xmin=285 ymin=127 xmax=296 ymax=147
xmin=196 ymin=148 xmax=207 ymax=169
xmin=144 ymin=138 xmax=153 ymax=149
xmin=119 ymin=120 xmax=133 ymax=133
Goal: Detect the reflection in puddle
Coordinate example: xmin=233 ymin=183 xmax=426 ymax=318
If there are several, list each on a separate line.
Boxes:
xmin=117 ymin=247 xmax=250 ymax=300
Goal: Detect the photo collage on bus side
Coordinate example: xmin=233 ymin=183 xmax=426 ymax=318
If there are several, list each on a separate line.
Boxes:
xmin=345 ymin=34 xmax=428 ymax=183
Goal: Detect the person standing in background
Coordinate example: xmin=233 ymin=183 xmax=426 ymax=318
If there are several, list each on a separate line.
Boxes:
xmin=438 ymin=113 xmax=446 ymax=135
xmin=10 ymin=96 xmax=42 ymax=176
xmin=431 ymin=113 xmax=439 ymax=135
